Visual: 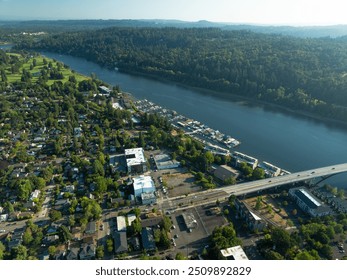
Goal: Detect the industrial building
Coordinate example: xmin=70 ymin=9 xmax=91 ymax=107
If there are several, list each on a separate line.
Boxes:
xmin=153 ymin=154 xmax=180 ymax=170
xmin=213 ymin=165 xmax=240 ymax=182
xmin=125 ymin=148 xmax=147 ymax=174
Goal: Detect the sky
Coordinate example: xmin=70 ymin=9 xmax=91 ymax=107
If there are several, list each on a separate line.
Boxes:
xmin=1 ymin=0 xmax=347 ymax=26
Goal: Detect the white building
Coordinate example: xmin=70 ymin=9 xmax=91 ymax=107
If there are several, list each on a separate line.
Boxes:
xmin=154 ymin=154 xmax=180 ymax=170
xmin=232 ymin=151 xmax=258 ymax=170
xmin=116 ymin=216 xmax=127 ymax=232
xmin=30 ymin=190 xmax=40 ymax=201
xmin=133 ymin=175 xmax=155 ymax=197
xmin=220 ymin=245 xmax=248 ymax=260
xmin=125 ymin=148 xmax=147 ymax=174
xmin=127 ymin=214 xmax=136 ymax=226
xmin=258 ymin=161 xmax=281 ymax=177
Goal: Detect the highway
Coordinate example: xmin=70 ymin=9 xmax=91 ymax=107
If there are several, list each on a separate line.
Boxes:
xmin=223 ymin=163 xmax=347 ymax=196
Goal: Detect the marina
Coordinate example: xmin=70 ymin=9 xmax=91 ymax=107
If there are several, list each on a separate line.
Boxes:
xmin=134 ymin=99 xmax=240 ymax=156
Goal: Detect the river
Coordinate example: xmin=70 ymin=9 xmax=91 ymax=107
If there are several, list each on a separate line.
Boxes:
xmin=42 ymin=52 xmax=347 ymax=188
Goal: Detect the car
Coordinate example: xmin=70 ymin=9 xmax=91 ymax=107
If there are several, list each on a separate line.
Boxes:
xmin=174 ymin=234 xmax=179 ymax=239
xmin=171 ymin=225 xmax=176 ymax=229
xmin=0 ymin=229 xmax=5 ymax=233
xmin=339 ymin=249 xmax=345 ymax=254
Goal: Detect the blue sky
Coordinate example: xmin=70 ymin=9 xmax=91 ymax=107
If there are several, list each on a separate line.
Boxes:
xmin=1 ymin=0 xmax=347 ymax=26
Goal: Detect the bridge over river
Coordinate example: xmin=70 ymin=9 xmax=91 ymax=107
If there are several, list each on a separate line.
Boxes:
xmin=223 ymin=163 xmax=347 ymax=196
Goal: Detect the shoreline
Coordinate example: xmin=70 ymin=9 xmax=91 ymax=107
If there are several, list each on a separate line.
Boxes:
xmin=117 ymin=67 xmax=347 ymax=130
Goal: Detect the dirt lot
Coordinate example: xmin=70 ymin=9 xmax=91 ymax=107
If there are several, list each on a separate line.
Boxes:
xmin=163 ymin=171 xmax=201 ymax=197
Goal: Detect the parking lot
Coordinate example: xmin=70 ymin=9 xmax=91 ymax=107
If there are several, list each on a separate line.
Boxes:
xmin=167 ymin=204 xmax=227 ymax=257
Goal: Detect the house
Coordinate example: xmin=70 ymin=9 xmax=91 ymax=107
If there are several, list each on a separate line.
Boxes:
xmin=0 ymin=214 xmax=8 ymax=222
xmin=141 ymin=227 xmax=156 ymax=251
xmin=234 ymin=199 xmax=267 ymax=232
xmin=114 ymin=231 xmax=128 ymax=254
xmin=125 ymin=148 xmax=147 ymax=174
xmin=140 ymin=216 xmax=163 ymax=228
xmin=54 ymin=199 xmax=70 ymax=212
xmin=43 ymin=235 xmax=59 ymax=245
xmin=214 ymin=165 xmax=239 ymax=182
xmin=127 ymin=214 xmax=136 ymax=226
xmin=129 ymin=236 xmax=141 ymax=251
xmin=79 ymin=243 xmax=96 ymax=260
xmin=85 ymin=221 xmax=97 ymax=235
xmin=289 ymin=187 xmax=332 ymax=217
xmin=66 ymin=247 xmax=79 ymax=260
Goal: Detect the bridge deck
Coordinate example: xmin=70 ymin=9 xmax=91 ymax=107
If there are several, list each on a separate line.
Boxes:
xmin=223 ymin=163 xmax=347 ymax=196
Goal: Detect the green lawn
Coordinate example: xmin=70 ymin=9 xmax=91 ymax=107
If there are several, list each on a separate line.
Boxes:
xmin=4 ymin=54 xmax=88 ymax=85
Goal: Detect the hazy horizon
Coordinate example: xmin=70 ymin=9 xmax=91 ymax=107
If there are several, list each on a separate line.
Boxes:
xmin=1 ymin=0 xmax=347 ymax=27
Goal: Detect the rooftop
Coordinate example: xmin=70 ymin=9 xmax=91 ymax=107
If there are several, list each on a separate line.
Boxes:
xmin=133 ymin=175 xmax=155 ymax=192
xmin=125 ymin=148 xmax=146 ymax=167
xmin=221 ymin=245 xmax=248 ymax=260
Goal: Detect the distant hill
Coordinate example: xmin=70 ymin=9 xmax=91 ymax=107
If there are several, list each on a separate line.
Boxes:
xmin=1 ymin=19 xmax=347 ymax=38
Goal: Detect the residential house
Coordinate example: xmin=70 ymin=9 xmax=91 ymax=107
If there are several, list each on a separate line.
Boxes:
xmin=66 ymin=247 xmax=80 ymax=260
xmin=141 ymin=227 xmax=156 ymax=251
xmin=114 ymin=231 xmax=128 ymax=254
xmin=79 ymin=243 xmax=96 ymax=260
xmin=85 ymin=221 xmax=97 ymax=235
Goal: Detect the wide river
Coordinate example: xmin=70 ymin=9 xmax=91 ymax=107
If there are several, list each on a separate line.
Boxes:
xmin=42 ymin=52 xmax=347 ymax=188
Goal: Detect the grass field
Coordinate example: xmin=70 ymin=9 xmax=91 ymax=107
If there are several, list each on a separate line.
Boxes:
xmin=4 ymin=53 xmax=88 ymax=85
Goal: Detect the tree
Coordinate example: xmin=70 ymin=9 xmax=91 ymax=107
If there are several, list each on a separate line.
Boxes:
xmin=271 ymin=228 xmax=292 ymax=256
xmin=93 ymin=159 xmax=105 ymax=177
xmin=175 ymin=252 xmax=187 ymax=260
xmin=0 ymin=242 xmax=5 ymax=260
xmin=48 ymin=246 xmax=57 ymax=257
xmin=11 ymin=245 xmax=28 ymax=260
xmin=59 ymin=225 xmax=73 ymax=243
xmin=252 ymin=168 xmax=265 ymax=180
xmin=22 ymin=228 xmax=34 ymax=246
xmin=49 ymin=209 xmax=62 ymax=222
xmin=255 ymin=196 xmax=263 ymax=210
xmin=96 ymin=246 xmax=104 ymax=259
xmin=106 ymin=237 xmax=114 ymax=253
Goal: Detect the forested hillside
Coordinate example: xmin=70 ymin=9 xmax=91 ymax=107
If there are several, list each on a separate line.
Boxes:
xmin=18 ymin=27 xmax=347 ymax=123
